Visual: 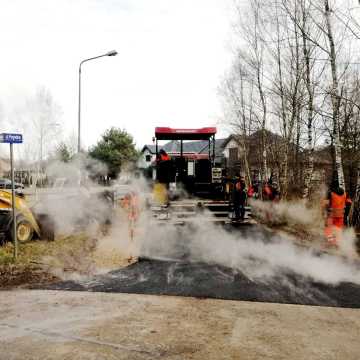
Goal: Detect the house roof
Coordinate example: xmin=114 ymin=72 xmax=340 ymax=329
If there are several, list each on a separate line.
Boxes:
xmin=222 ymin=129 xmax=286 ymax=149
xmin=221 ymin=134 xmax=240 ymax=149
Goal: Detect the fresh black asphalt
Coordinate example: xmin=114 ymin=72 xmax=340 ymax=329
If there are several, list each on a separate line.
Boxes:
xmin=40 ymin=224 xmax=360 ymax=309
xmin=43 ymin=257 xmax=360 ymax=308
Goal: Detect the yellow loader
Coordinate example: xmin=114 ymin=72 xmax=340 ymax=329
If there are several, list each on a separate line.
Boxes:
xmin=0 ymin=190 xmax=54 ymax=244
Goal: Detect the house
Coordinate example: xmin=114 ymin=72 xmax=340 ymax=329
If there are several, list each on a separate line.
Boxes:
xmin=221 ymin=131 xmax=352 ymax=195
xmin=221 ymin=130 xmax=289 ymax=180
xmin=137 ymin=145 xmax=157 ymax=170
xmin=312 ymin=146 xmax=359 ymax=197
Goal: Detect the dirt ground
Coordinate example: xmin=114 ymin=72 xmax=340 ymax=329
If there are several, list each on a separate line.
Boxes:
xmin=0 ymin=290 xmax=359 ymax=360
xmin=0 ymin=263 xmax=58 ymax=289
xmin=0 ymin=235 xmax=89 ymax=289
xmin=0 ymin=232 xmax=132 ymax=289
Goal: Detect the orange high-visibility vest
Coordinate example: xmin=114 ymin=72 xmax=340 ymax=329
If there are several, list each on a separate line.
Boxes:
xmin=128 ymin=193 xmax=139 ymax=221
xmin=160 ymin=154 xmax=170 ymax=161
xmin=330 ymin=192 xmax=346 ymax=217
xmin=264 ymin=184 xmax=272 ymax=196
xmin=247 ymin=186 xmax=255 ymax=197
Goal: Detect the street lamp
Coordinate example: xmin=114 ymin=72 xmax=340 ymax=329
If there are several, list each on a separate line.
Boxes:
xmin=77 ymin=50 xmax=118 ymax=152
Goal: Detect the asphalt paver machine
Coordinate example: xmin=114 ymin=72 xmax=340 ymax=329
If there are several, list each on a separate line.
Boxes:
xmin=150 ymin=127 xmax=252 ymax=225
xmin=154 ymin=127 xmax=219 ymax=196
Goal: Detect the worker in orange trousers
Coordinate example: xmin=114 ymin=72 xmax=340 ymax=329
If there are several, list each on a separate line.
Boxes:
xmin=323 ymin=179 xmax=352 ymax=247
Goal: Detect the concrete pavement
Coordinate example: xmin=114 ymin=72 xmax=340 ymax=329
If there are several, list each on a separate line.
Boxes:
xmin=0 ymin=290 xmax=359 ymax=360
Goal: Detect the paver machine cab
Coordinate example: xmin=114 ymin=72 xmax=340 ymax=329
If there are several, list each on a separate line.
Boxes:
xmin=153 ymin=127 xmax=222 ymax=201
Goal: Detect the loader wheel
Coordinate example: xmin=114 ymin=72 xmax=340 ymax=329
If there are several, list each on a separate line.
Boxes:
xmin=15 ymin=218 xmax=34 ymax=243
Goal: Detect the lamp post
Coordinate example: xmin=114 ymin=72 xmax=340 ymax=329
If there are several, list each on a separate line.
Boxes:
xmin=78 ymin=50 xmax=117 ymax=153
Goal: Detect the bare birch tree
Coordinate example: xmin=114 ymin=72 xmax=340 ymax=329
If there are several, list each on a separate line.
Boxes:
xmin=13 ymin=87 xmax=63 ymax=185
xmin=222 ymin=0 xmax=360 ymax=201
xmin=322 ymin=0 xmax=346 ymax=188
xmin=220 ymin=62 xmax=255 ymax=185
xmin=235 ymin=0 xmax=269 ymax=183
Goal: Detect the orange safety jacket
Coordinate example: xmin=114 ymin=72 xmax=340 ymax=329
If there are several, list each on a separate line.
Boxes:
xmin=247 ymin=186 xmax=255 ymax=197
xmin=128 ymin=193 xmax=139 ymax=221
xmin=160 ymin=154 xmax=170 ymax=161
xmin=122 ymin=193 xmax=139 ymax=221
xmin=329 ymin=192 xmax=346 ymax=218
xmin=263 ymin=184 xmax=273 ymax=199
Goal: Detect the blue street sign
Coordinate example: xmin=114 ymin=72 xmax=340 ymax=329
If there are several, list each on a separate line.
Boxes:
xmin=0 ymin=133 xmax=23 ymax=144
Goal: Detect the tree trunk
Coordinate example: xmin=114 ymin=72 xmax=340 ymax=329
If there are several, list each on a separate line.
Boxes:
xmin=295 ymin=103 xmax=301 ymax=186
xmin=239 ymin=71 xmax=252 ymax=187
xmin=324 ymin=0 xmax=345 ymax=189
xmin=349 ymin=162 xmax=360 ymax=228
xmin=301 ymin=0 xmax=315 ymax=199
xmin=257 ymin=69 xmax=268 ymax=183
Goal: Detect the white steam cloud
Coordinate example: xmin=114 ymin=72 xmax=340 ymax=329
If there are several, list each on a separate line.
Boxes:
xmin=137 ymin=206 xmax=360 ymax=286
xmin=32 ymin=154 xmax=112 ymax=236
xmin=29 ymin=156 xmax=360 ymax=288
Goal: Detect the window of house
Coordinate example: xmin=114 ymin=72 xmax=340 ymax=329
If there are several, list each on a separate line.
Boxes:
xmin=229 ymin=147 xmax=238 ymax=162
xmin=145 ymin=155 xmax=151 ymax=162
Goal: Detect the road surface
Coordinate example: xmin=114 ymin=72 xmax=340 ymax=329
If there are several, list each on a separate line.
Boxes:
xmin=0 ymin=290 xmax=359 ymax=360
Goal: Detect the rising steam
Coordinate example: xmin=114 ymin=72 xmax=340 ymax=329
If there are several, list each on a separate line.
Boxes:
xmin=31 ymin=156 xmax=360 ymax=287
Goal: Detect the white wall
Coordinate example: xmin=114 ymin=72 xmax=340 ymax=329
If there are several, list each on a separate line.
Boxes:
xmin=137 ymin=148 xmax=156 ymax=169
xmin=222 ymin=139 xmax=239 ymax=159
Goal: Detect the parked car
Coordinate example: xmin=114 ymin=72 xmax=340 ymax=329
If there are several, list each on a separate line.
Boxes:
xmin=0 ymin=178 xmax=24 ymax=190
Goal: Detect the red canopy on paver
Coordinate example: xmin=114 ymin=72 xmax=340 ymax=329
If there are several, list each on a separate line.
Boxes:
xmin=155 ymin=127 xmax=217 ymax=140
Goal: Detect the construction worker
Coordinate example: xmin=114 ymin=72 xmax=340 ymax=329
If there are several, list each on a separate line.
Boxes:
xmin=224 ymin=177 xmax=232 ymax=201
xmin=271 ymin=182 xmax=280 ymax=202
xmin=344 ymin=192 xmax=352 ymax=226
xmin=233 ymin=178 xmax=247 ymax=220
xmin=122 ymin=191 xmax=140 ymax=261
xmin=156 ymin=149 xmax=172 ymax=200
xmin=128 ymin=191 xmax=140 ymax=236
xmin=247 ymin=184 xmax=255 ymax=198
xmin=323 ymin=179 xmax=352 ymax=247
xmin=263 ymin=181 xmax=273 ymax=201
xmin=159 ymin=149 xmax=170 ymax=161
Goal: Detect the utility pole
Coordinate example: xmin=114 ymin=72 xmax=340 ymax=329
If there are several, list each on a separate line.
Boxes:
xmin=78 ymin=50 xmax=118 ymax=153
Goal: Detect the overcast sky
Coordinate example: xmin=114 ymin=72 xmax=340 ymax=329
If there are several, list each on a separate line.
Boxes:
xmin=0 ymin=0 xmax=233 ymax=150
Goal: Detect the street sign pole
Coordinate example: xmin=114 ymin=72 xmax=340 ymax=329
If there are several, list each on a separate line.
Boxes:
xmin=0 ymin=133 xmax=23 ymax=261
xmin=10 ymin=143 xmax=17 ymax=259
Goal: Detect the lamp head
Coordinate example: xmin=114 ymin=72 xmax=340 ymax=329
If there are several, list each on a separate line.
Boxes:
xmin=106 ymin=50 xmax=118 ymax=56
